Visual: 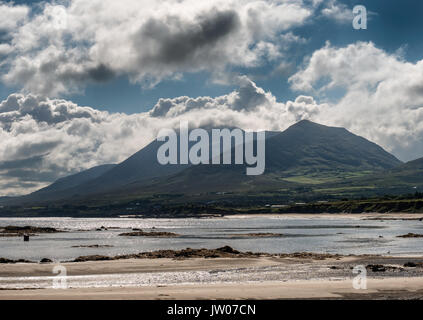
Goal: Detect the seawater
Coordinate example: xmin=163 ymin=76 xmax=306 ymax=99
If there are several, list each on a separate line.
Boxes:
xmin=1 ymin=215 xmax=422 ymax=261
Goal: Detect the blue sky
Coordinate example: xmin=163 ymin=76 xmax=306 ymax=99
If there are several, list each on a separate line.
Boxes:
xmin=2 ymin=0 xmax=423 ymax=114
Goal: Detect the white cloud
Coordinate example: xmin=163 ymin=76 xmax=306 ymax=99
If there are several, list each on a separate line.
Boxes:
xmin=1 ymin=0 xmax=315 ymax=96
xmin=320 ymin=0 xmax=352 ymax=23
xmin=0 ymin=1 xmax=28 ymax=31
xmin=289 ymin=41 xmax=423 ymax=162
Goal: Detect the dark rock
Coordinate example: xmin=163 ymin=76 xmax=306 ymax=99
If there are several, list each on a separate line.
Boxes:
xmin=397 ymin=233 xmax=423 ymax=238
xmin=278 ymin=252 xmax=341 ymax=260
xmin=404 ymin=262 xmax=417 ymax=267
xmin=365 ymin=264 xmax=404 ymax=272
xmin=71 ymin=244 xmax=114 ymax=248
xmin=119 ymin=231 xmax=180 ymax=237
xmin=40 ymin=258 xmax=52 ymax=263
xmin=0 ymin=257 xmax=32 ymax=264
xmin=73 ymin=255 xmax=113 ymax=262
xmin=0 ymin=226 xmax=63 ymax=235
xmin=217 ymin=246 xmax=240 ymax=254
xmin=366 ymin=264 xmax=387 ymax=272
xmin=231 ymin=233 xmax=284 ymax=238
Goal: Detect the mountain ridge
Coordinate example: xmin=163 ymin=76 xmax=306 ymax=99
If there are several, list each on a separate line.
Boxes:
xmin=8 ymin=119 xmax=405 ymax=205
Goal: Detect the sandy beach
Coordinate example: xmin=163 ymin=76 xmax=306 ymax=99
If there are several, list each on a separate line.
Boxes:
xmin=0 ymin=278 xmax=423 ymax=300
xmin=2 ymin=278 xmax=423 ymax=300
xmin=1 ymin=254 xmax=423 ymax=300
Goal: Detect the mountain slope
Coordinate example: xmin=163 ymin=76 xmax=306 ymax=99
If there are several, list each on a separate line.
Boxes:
xmin=322 ymin=157 xmax=423 ymax=197
xmin=22 ymin=164 xmax=116 ymax=202
xmin=70 ymin=139 xmax=190 ymax=195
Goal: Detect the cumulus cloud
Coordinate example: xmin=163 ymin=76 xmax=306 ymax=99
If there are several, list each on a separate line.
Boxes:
xmin=0 ymin=0 xmax=318 ymax=96
xmin=320 ymin=0 xmax=352 ymax=23
xmin=0 ymin=77 xmax=322 ymax=195
xmin=289 ymin=41 xmax=423 ymax=161
xmin=0 ymin=1 xmax=28 ymax=32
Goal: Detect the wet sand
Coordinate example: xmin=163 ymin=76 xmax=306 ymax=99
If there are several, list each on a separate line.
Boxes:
xmin=2 ymin=278 xmax=423 ymax=300
xmin=1 ymin=255 xmax=423 ymax=299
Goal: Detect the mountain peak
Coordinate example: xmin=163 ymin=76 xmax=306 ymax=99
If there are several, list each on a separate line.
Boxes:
xmin=295 ymin=119 xmax=314 ymax=125
xmin=288 ymin=119 xmax=342 ymax=131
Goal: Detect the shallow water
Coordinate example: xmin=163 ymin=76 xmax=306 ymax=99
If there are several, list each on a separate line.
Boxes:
xmin=1 ymin=215 xmax=423 ymax=261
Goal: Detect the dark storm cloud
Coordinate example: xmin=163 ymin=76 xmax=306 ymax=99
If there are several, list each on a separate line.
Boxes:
xmin=0 ymin=180 xmax=40 ymax=190
xmin=30 ymin=60 xmax=116 ymax=95
xmin=0 ymin=169 xmax=57 ymax=181
xmin=0 ymin=154 xmax=45 ymax=170
xmin=87 ymin=64 xmax=116 ymax=82
xmin=0 ymin=154 xmax=59 ymax=184
xmin=136 ymin=9 xmax=240 ymax=66
xmin=9 ymin=141 xmax=60 ymax=160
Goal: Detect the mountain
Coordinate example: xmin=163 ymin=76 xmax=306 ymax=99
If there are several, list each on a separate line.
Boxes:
xmin=12 ymin=120 xmax=404 ymax=204
xmin=130 ymin=120 xmax=402 ymax=195
xmin=265 ymin=120 xmax=401 ymax=176
xmin=22 ymin=164 xmax=117 ymax=202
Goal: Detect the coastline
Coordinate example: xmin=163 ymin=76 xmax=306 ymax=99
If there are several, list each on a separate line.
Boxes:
xmin=2 ymin=212 xmax=423 ymax=220
xmin=222 ymin=213 xmax=423 ymax=220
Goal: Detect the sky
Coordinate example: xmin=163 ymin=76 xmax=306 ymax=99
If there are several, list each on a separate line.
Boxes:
xmin=1 ymin=0 xmax=423 ymax=195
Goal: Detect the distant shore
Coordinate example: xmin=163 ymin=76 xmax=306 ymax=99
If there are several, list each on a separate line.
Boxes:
xmin=224 ymin=212 xmax=423 ymax=220
xmin=2 ymin=212 xmax=423 ymax=220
